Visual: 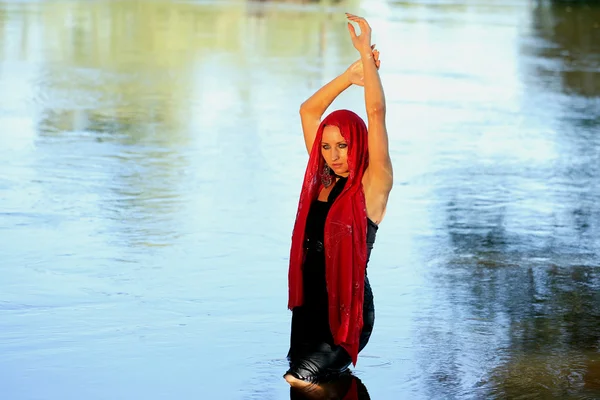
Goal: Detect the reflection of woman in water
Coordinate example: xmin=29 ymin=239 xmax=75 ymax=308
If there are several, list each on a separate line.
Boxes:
xmin=290 ymin=374 xmax=371 ymax=400
xmin=284 ymin=13 xmax=393 ymax=389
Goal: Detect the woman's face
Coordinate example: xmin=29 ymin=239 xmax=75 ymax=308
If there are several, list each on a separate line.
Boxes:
xmin=321 ymin=125 xmax=349 ymax=177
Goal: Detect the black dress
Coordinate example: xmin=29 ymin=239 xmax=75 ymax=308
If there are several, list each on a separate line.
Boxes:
xmin=286 ymin=177 xmax=378 ymax=382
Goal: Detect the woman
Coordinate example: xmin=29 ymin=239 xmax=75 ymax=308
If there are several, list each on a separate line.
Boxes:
xmin=285 ymin=14 xmax=393 ymax=388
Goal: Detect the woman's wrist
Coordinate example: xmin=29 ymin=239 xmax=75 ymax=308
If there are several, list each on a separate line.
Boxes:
xmin=360 ymin=51 xmax=374 ymax=60
xmin=339 ymin=70 xmax=353 ymax=86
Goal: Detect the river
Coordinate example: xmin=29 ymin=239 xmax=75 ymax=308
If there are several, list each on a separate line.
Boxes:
xmin=1 ymin=0 xmax=599 ymax=399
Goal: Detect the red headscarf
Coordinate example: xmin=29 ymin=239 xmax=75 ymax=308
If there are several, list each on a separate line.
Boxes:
xmin=288 ymin=109 xmax=369 ymax=365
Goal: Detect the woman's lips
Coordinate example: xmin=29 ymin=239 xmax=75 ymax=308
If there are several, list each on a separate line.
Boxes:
xmin=331 ymin=163 xmax=343 ymax=168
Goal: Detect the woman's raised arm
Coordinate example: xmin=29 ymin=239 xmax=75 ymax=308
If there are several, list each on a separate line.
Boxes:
xmin=300 ymin=45 xmax=380 ymax=154
xmin=347 ymin=14 xmax=393 ymax=194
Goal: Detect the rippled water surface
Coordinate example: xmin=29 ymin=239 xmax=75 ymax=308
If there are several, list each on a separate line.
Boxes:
xmin=1 ymin=0 xmax=599 ymax=399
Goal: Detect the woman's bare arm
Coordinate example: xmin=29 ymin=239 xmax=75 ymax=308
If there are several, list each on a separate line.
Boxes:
xmin=347 ymin=14 xmax=393 ymax=195
xmin=299 ymin=74 xmax=352 ymax=154
xmin=300 ymin=45 xmax=380 ymax=154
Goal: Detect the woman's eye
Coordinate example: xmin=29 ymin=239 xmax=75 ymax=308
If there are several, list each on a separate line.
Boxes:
xmin=322 ymin=145 xmax=330 ymax=150
xmin=339 ymin=144 xmax=347 ymax=149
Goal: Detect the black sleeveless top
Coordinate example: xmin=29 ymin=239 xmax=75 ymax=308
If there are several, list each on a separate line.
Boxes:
xmin=303 ymin=177 xmax=378 ymax=263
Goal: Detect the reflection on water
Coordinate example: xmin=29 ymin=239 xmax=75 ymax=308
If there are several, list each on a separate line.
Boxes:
xmin=290 ymin=374 xmax=370 ymax=400
xmin=528 ymin=1 xmax=600 ymax=98
xmin=1 ymin=0 xmax=599 ymax=399
xmin=487 ymin=266 xmax=600 ymax=398
xmin=413 ymin=2 xmax=600 ymax=399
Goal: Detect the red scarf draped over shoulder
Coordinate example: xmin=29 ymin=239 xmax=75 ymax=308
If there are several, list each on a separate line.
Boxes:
xmin=288 ymin=109 xmax=369 ymax=365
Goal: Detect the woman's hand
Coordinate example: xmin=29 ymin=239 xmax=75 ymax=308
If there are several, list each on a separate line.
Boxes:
xmin=346 ymin=13 xmax=373 ymax=56
xmin=345 ymin=46 xmax=381 ymax=87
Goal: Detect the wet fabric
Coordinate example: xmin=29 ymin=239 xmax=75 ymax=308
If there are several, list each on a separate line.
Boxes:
xmin=288 ymin=109 xmax=371 ymax=364
xmin=286 ymin=177 xmax=378 ymax=382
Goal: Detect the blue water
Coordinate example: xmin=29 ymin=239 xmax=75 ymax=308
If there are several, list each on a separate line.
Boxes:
xmin=1 ymin=0 xmax=599 ymax=399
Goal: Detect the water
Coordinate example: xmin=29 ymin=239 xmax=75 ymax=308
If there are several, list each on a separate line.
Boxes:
xmin=1 ymin=0 xmax=599 ymax=399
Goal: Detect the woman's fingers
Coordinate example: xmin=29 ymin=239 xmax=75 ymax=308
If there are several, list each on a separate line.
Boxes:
xmin=347 ymin=22 xmax=358 ymax=39
xmin=347 ymin=17 xmax=367 ymax=28
xmin=345 ymin=13 xmax=362 ymax=19
xmin=345 ymin=13 xmax=371 ymax=30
